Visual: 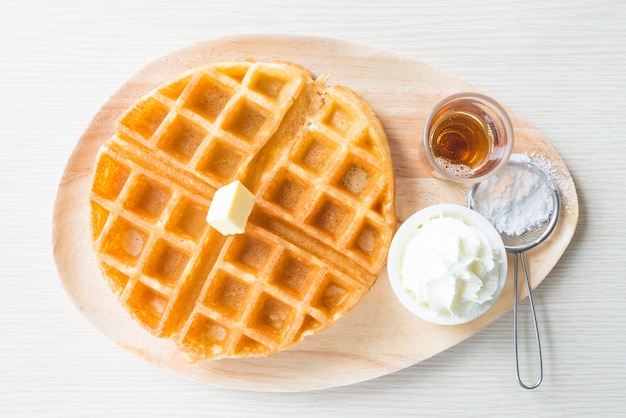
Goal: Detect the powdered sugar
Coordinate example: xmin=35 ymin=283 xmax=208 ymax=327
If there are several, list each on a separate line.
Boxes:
xmin=473 ymin=156 xmax=555 ymax=236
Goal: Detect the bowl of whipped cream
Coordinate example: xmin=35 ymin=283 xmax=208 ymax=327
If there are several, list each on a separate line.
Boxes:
xmin=387 ymin=204 xmax=508 ymax=325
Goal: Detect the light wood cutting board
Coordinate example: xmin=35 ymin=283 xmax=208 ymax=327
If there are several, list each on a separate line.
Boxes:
xmin=52 ymin=35 xmax=579 ymax=392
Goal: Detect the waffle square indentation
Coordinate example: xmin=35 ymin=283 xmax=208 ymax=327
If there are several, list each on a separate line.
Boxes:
xmin=101 ymin=217 xmax=148 ymax=265
xmin=358 ymin=127 xmax=379 ymax=149
xmin=166 ymin=198 xmax=208 ymax=240
xmin=248 ymin=293 xmax=295 ymax=342
xmin=216 ymin=63 xmax=249 ymax=84
xmin=308 ymin=196 xmax=353 ymax=236
xmin=335 ymin=160 xmax=373 ymax=196
xmin=249 ymin=70 xmax=287 ymax=100
xmin=157 ymin=115 xmax=207 ymax=163
xmin=271 ymin=252 xmax=316 ymax=299
xmin=124 ymin=175 xmax=171 ymax=220
xmin=234 ymin=334 xmax=269 ymax=357
xmin=183 ymin=314 xmax=228 ymax=357
xmin=92 ymin=153 xmax=130 ymax=201
xmin=197 ymin=140 xmax=245 ymax=181
xmin=226 ymin=235 xmax=272 ymax=274
xmin=351 ymin=220 xmax=382 ymax=257
xmin=267 ymin=172 xmax=308 ymax=213
xmin=143 ymin=239 xmax=189 ymax=284
xmin=185 ymin=74 xmax=234 ymax=122
xmin=119 ymin=97 xmax=170 ymax=139
xmin=101 ymin=263 xmax=130 ymax=296
xmin=158 ymin=75 xmax=192 ymax=100
xmin=126 ymin=282 xmax=168 ymax=330
xmin=311 ymin=275 xmax=351 ymax=317
xmin=204 ymin=271 xmax=250 ymax=320
xmin=291 ymin=131 xmax=338 ymax=173
xmin=295 ymin=314 xmax=323 ymax=340
xmin=222 ymin=99 xmax=269 ymax=142
xmin=371 ymin=194 xmax=386 ymax=217
xmin=322 ymin=102 xmax=352 ymax=135
xmin=90 ymin=201 xmax=109 ymax=240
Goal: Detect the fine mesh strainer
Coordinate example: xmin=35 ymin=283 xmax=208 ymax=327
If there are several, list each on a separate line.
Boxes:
xmin=468 ymin=158 xmax=560 ymax=389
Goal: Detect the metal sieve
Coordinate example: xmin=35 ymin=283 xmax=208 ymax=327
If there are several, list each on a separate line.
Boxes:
xmin=468 ymin=158 xmax=560 ymax=390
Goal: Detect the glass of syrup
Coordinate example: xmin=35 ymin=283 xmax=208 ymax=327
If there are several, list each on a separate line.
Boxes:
xmin=422 ymin=92 xmax=513 ymax=184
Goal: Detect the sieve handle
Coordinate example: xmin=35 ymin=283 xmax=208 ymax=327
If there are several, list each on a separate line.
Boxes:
xmin=513 ymin=252 xmax=543 ymax=389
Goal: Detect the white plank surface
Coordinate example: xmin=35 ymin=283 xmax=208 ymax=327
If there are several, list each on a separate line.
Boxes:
xmin=1 ymin=0 xmax=625 ymax=416
xmin=52 ymin=34 xmax=579 ymax=392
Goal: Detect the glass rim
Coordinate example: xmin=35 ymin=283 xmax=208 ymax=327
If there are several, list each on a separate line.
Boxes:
xmin=422 ymin=92 xmax=514 ymax=184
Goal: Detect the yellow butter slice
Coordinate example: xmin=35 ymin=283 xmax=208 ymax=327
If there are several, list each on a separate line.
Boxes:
xmin=206 ymin=180 xmax=256 ymax=235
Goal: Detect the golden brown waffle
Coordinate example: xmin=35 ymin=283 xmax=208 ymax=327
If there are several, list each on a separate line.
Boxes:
xmin=89 ymin=60 xmax=396 ymax=361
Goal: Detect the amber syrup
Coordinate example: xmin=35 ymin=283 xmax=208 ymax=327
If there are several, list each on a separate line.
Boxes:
xmin=430 ymin=111 xmax=492 ymax=170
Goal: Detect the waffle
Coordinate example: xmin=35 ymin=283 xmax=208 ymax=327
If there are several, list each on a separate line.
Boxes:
xmin=89 ymin=60 xmax=396 ymax=361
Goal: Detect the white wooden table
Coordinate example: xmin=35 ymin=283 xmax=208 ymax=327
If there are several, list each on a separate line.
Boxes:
xmin=2 ymin=1 xmax=625 ymax=416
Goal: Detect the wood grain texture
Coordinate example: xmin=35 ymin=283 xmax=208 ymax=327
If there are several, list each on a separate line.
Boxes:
xmin=52 ymin=35 xmax=578 ymax=391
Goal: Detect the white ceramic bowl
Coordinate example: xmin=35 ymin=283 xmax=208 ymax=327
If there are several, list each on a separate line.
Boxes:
xmin=387 ymin=204 xmax=508 ymax=325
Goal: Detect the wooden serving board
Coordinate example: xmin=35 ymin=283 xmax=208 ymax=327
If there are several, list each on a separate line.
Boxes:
xmin=52 ymin=35 xmax=578 ymax=392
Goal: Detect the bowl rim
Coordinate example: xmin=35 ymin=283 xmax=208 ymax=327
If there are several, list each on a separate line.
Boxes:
xmin=387 ymin=203 xmax=508 ymax=325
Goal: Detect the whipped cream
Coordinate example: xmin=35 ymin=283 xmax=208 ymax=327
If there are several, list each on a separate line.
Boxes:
xmin=399 ymin=214 xmax=503 ymax=320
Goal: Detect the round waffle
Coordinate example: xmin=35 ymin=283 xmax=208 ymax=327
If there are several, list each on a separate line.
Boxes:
xmin=89 ymin=59 xmax=396 ymax=361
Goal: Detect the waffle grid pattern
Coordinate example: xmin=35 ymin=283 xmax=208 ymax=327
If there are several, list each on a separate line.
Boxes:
xmin=257 ymin=86 xmax=393 ymax=275
xmin=90 ymin=61 xmax=395 ymax=360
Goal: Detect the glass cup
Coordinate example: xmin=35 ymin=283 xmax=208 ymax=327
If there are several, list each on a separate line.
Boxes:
xmin=422 ymin=92 xmax=514 ymax=184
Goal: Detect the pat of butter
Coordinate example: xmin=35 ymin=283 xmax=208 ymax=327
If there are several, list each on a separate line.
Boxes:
xmin=206 ymin=180 xmax=256 ymax=236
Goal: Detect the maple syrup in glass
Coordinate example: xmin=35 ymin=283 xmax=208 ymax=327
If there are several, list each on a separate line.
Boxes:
xmin=422 ymin=93 xmax=513 ymax=183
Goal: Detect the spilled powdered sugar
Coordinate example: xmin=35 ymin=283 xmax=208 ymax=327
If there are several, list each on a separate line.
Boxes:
xmin=525 ymin=152 xmax=571 ymax=212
